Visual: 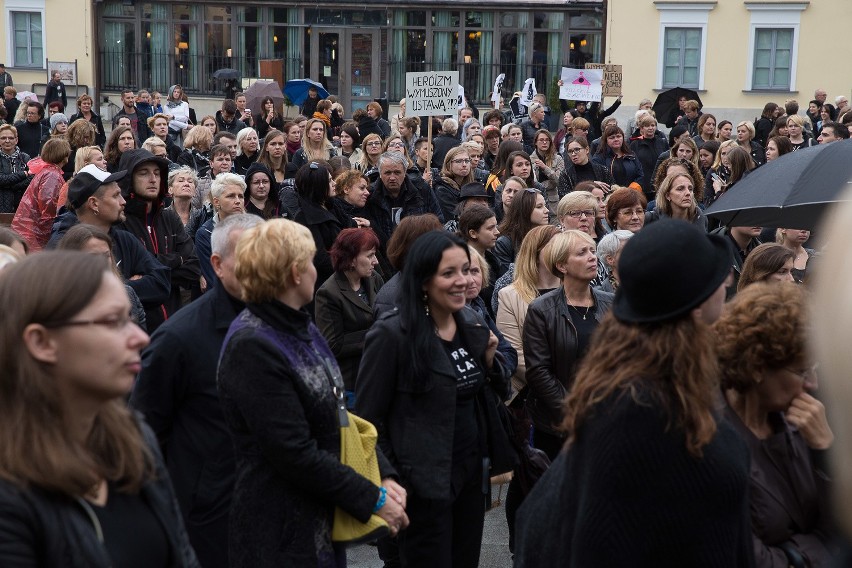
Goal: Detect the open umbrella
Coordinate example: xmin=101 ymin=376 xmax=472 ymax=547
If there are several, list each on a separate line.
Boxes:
xmin=652 ymin=87 xmax=703 ymax=128
xmin=705 ymin=140 xmax=852 ymax=230
xmin=212 ymin=68 xmax=241 ymax=80
xmin=284 ymin=79 xmax=329 ymax=106
xmin=15 ymin=90 xmax=37 ymax=102
xmin=243 ymin=80 xmax=284 ymax=122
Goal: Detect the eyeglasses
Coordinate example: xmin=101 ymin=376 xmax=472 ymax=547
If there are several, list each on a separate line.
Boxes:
xmin=784 ymin=364 xmax=818 ymax=380
xmin=619 ymin=208 xmax=646 ymax=217
xmin=45 ymin=313 xmax=139 ymax=331
xmin=451 ymin=158 xmax=472 ymax=164
xmin=366 ymin=141 xmax=382 ymax=147
xmin=565 ymin=209 xmax=595 ymax=219
xmin=566 ymin=148 xmax=585 ymax=155
xmin=387 ymin=142 xmax=405 ymax=148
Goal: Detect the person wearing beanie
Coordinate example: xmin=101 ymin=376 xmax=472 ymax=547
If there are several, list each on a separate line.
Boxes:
xmin=118 ymin=148 xmax=200 ymax=331
xmin=515 ymin=219 xmax=753 ymax=567
xmin=46 ymin=112 xmax=68 ymax=141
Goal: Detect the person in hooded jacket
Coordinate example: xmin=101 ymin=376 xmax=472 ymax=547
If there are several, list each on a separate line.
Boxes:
xmin=118 ymin=149 xmax=199 ymax=331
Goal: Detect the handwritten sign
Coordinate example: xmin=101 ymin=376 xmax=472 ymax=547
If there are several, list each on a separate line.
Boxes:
xmin=405 ymin=71 xmax=460 ymax=116
xmin=559 ymin=68 xmax=603 ymax=102
xmin=585 ymin=63 xmax=622 ymax=97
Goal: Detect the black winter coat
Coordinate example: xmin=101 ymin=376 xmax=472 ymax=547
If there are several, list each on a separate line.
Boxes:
xmin=363 ymin=177 xmax=428 ymax=249
xmin=0 ymin=148 xmax=31 ymax=212
xmin=218 ymin=301 xmax=393 ymax=568
xmin=629 ymin=132 xmax=670 ymax=197
xmin=295 ymin=196 xmax=352 ymax=298
xmin=0 ymin=416 xmax=200 ymax=568
xmin=13 ymin=120 xmax=48 ymax=158
xmin=131 ymin=282 xmax=244 ymax=568
xmin=356 ymin=307 xmax=514 ymax=500
xmin=556 ymin=160 xmax=615 ymax=199
xmin=314 ymin=270 xmax=384 ymax=392
xmin=523 ymin=286 xmax=614 ymax=435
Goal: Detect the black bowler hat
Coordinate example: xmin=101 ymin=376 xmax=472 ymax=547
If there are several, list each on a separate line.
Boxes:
xmin=458 ymin=182 xmax=490 ymax=202
xmin=613 ymin=219 xmax=732 ymax=324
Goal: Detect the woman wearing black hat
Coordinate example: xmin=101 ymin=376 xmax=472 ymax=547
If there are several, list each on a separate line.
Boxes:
xmin=522 ymin=229 xmax=614 ymax=460
xmin=514 ymin=219 xmax=752 ymax=567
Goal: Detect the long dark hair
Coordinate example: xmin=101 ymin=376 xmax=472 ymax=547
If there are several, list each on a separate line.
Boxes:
xmin=596 ymin=125 xmax=634 ymax=157
xmin=490 ymin=141 xmax=524 ymax=176
xmin=498 ymin=187 xmax=541 ymax=251
xmin=503 ymin=151 xmax=535 ymax=186
xmin=399 ymin=232 xmax=470 ymax=380
xmin=295 ymin=161 xmax=332 ymax=207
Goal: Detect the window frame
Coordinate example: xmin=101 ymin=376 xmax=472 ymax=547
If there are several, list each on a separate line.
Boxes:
xmin=661 ymin=27 xmax=702 ymax=89
xmin=6 ymin=2 xmax=46 ymax=69
xmin=654 ymin=2 xmax=715 ymax=91
xmin=744 ymin=3 xmax=807 ymax=92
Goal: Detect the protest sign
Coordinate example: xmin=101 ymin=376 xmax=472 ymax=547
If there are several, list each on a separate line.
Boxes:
xmin=585 ymin=63 xmax=622 ymax=97
xmin=405 ymin=71 xmax=460 ymax=116
xmin=491 ymin=73 xmax=505 ymax=105
xmin=559 ymin=68 xmax=603 ymax=102
xmin=519 ymin=78 xmax=537 ymax=109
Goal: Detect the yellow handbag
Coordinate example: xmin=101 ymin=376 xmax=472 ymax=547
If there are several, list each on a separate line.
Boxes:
xmin=332 ymin=411 xmax=390 ymax=544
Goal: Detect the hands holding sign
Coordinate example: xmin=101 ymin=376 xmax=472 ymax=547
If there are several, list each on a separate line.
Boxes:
xmin=559 ymin=68 xmax=603 ymax=102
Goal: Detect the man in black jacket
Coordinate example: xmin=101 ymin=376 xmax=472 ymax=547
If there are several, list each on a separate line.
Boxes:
xmin=365 ymin=152 xmax=429 ymax=247
xmin=215 ymin=99 xmax=247 ymax=135
xmin=113 ymin=89 xmax=152 ymax=141
xmin=118 ymin=149 xmax=200 ymax=331
xmin=0 ymin=124 xmax=31 ymax=212
xmin=131 ymin=213 xmax=262 ymax=568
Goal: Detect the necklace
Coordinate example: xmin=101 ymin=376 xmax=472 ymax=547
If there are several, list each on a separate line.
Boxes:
xmin=565 ymin=289 xmax=593 ymax=320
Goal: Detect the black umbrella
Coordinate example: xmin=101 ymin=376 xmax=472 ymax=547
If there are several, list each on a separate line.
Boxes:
xmin=652 ymin=87 xmax=703 ymax=128
xmin=213 ymin=68 xmax=241 ymax=80
xmin=244 ymin=80 xmax=284 ymax=119
xmin=705 ymin=140 xmax=852 ymax=230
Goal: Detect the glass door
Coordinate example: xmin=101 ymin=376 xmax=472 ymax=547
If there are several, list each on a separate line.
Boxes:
xmin=313 ymin=29 xmax=340 ymax=96
xmin=311 ymin=28 xmax=380 ymax=113
xmin=348 ymin=31 xmax=379 ymax=112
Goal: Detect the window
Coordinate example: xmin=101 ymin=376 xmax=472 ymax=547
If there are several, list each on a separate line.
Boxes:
xmin=655 ymin=2 xmax=714 ymax=90
xmin=752 ymin=29 xmax=793 ymax=90
xmin=11 ymin=11 xmax=43 ymax=67
xmin=745 ymin=3 xmax=806 ymax=91
xmin=662 ymin=28 xmax=701 ymax=88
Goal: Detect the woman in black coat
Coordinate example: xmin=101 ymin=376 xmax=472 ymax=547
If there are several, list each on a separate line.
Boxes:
xmin=218 ymin=219 xmax=408 ymax=568
xmin=628 ymin=114 xmax=669 ymax=202
xmin=357 ymin=232 xmax=514 ymax=568
xmin=315 ymin=228 xmax=384 ymax=407
xmin=68 ymin=94 xmax=107 ymax=148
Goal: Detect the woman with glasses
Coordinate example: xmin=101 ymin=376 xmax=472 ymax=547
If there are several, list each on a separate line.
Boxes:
xmin=433 ymin=146 xmax=474 ymax=222
xmin=557 ymin=137 xmax=614 ymax=199
xmin=0 ymin=251 xmax=198 ymax=567
xmin=605 ymin=187 xmax=647 ymax=234
xmin=556 ymin=191 xmax=601 ymax=240
xmin=355 ymin=133 xmax=383 ymax=178
xmin=715 ymin=282 xmax=833 ymax=567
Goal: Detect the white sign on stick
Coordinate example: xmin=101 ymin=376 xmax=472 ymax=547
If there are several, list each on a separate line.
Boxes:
xmin=405 ymin=71 xmax=461 ymax=116
xmin=519 ymin=78 xmax=537 ymax=108
xmin=559 ymin=68 xmax=603 ymax=102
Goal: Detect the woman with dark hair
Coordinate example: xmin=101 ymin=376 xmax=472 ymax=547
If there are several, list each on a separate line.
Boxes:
xmin=522 ymin=230 xmax=614 ymax=459
xmin=485 ymin=140 xmax=524 ymax=196
xmin=255 ymin=96 xmax=284 ymax=140
xmin=104 ymin=125 xmax=137 ymax=172
xmin=357 ymin=231 xmax=513 ymax=568
xmin=765 ymin=135 xmax=793 ymax=162
xmin=0 ymin=251 xmax=198 ymax=567
xmin=315 ymin=227 xmax=384 ymax=407
xmin=767 ymin=116 xmax=789 ymax=140
xmin=698 ymin=140 xmax=719 ymax=176
xmin=515 ymin=220 xmax=752 ymax=567
xmin=592 ymin=125 xmax=643 ymax=191
xmin=754 ymin=103 xmax=779 ymax=147
xmin=338 ymin=124 xmax=362 ymax=163
xmin=458 ymin=203 xmax=501 ymax=313
xmin=605 ymin=187 xmax=647 ymax=234
xmin=504 ymin=151 xmax=539 ymax=191
xmin=716 ymin=282 xmax=833 ymax=567
xmin=398 ymin=116 xmax=420 ymax=157
xmin=818 ymin=103 xmax=836 ymax=134
xmin=218 ymin=220 xmax=408 ymax=568
xmin=293 ymin=161 xmax=354 ymax=299
xmin=243 ymin=163 xmax=280 ymax=220
xmin=530 ymin=129 xmax=565 ymax=192
xmin=737 ymin=243 xmax=796 ymax=292
xmin=494 ymin=186 xmax=550 ymax=275
xmin=646 ymin=172 xmax=707 ymax=231
xmin=717 ymin=119 xmax=734 ymax=142
xmin=558 ymin=137 xmax=614 ymax=199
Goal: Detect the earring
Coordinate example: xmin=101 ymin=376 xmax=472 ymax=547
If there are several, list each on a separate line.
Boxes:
xmin=93 ymin=209 xmax=99 ymax=216
xmin=422 ymin=292 xmax=430 ymax=317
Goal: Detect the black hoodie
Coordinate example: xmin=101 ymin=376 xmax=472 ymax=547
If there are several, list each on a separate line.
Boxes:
xmin=118 ymin=149 xmax=200 ymax=331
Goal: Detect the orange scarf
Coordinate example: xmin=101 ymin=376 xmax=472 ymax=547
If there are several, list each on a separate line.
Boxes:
xmin=313 ymin=112 xmax=331 ymax=129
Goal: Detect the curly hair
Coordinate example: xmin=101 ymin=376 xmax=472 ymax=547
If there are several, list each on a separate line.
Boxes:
xmin=714 ymin=282 xmax=807 ymax=393
xmin=653 ymin=156 xmax=705 ymax=201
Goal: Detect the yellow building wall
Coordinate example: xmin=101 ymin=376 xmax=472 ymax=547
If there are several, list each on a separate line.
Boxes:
xmin=608 ymin=0 xmax=852 ymax=121
xmin=0 ymin=0 xmax=96 ymax=97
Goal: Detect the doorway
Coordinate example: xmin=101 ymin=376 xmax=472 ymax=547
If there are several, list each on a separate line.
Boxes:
xmin=310 ymin=28 xmax=380 ymax=113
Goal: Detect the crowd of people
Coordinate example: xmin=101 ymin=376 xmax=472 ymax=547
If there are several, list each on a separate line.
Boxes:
xmin=0 ymin=77 xmax=850 ymax=568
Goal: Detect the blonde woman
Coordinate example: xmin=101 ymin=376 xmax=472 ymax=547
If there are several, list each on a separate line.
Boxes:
xmin=291 ymin=117 xmax=336 ymax=169
xmin=56 ymin=145 xmax=108 ymax=209
xmin=646 ymin=172 xmax=707 ymax=231
xmin=355 ymin=133 xmax=383 ymax=174
xmin=177 ymin=125 xmax=213 ymax=178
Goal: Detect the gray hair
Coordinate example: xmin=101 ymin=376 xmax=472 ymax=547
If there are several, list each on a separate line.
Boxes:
xmin=235 ymin=127 xmax=256 ymax=157
xmin=442 ymin=118 xmax=458 ymax=136
xmin=209 ymin=172 xmax=246 ymax=199
xmin=461 ymin=118 xmax=481 ymax=141
xmin=596 ymin=229 xmax=634 ymax=262
xmin=167 ymin=165 xmax=197 ymax=188
xmin=211 ymin=213 xmax=263 ymax=258
xmin=377 ymin=151 xmax=408 ymax=171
